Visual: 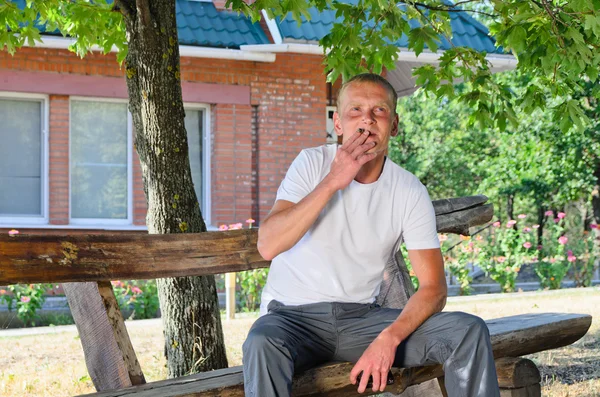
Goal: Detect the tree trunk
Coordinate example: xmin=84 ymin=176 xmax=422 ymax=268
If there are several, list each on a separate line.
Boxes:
xmin=116 ymin=0 xmax=228 ymax=376
xmin=506 ymin=194 xmax=515 ymax=221
xmin=536 ymin=205 xmax=545 ymax=249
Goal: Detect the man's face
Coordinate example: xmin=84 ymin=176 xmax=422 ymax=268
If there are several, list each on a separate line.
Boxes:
xmin=333 ymin=81 xmax=399 ymax=157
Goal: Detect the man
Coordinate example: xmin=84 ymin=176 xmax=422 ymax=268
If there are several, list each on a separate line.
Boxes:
xmin=243 ymin=73 xmax=499 ymax=397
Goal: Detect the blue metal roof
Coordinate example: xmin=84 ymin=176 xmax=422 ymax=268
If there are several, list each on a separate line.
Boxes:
xmin=176 ymin=1 xmax=269 ymax=48
xmin=12 ymin=0 xmax=270 ymax=49
xmin=276 ymin=2 xmax=502 ymax=54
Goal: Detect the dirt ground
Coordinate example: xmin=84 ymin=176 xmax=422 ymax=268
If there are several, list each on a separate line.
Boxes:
xmin=1 ymin=288 xmax=598 ymax=396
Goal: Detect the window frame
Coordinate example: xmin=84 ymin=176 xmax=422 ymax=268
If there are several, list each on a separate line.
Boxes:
xmin=184 ymin=103 xmax=212 ymax=227
xmin=68 ymin=96 xmax=133 ymax=226
xmin=0 ymin=92 xmax=49 ymax=226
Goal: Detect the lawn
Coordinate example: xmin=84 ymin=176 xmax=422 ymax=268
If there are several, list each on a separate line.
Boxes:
xmin=1 ymin=288 xmax=598 ymax=397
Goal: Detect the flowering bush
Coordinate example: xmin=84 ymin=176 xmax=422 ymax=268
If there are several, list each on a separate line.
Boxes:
xmin=0 ymin=283 xmax=54 ymax=326
xmin=111 ymin=280 xmax=160 ymax=320
xmin=534 ymin=212 xmax=572 ymax=289
xmin=477 ymin=215 xmax=535 ymax=293
xmin=443 ymin=234 xmax=480 ymax=295
xmin=560 ymin=223 xmax=599 ymax=288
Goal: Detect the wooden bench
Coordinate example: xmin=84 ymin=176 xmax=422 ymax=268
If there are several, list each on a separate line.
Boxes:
xmin=0 ymin=195 xmax=592 ymax=397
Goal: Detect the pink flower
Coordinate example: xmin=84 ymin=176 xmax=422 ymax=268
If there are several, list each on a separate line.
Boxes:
xmin=20 ymin=296 xmax=30 ymax=303
xmin=532 ymin=224 xmax=540 ymax=229
xmin=558 ymin=236 xmax=568 ymax=245
xmin=492 ymin=221 xmax=501 ymax=227
xmin=530 ymin=257 xmax=539 ymax=263
xmin=591 ymin=224 xmax=598 ymax=229
xmin=219 ymin=224 xmax=229 ymax=231
xmin=523 ymin=242 xmax=532 ymax=249
xmin=549 ymin=258 xmax=557 ymax=263
xmin=497 ymin=256 xmax=507 ymax=263
xmin=557 ymin=212 xmax=566 ymax=219
xmin=235 ymin=222 xmax=243 ymax=229
xmin=438 ymin=234 xmax=448 ymax=242
xmin=111 ymin=280 xmax=123 ymax=288
xmin=131 ymin=286 xmax=142 ymax=295
xmin=518 ymin=214 xmax=527 ymax=219
xmin=537 ymin=245 xmax=543 ymax=251
xmin=567 ymin=250 xmax=573 ymax=256
xmin=8 ymin=229 xmax=19 ymax=236
xmin=523 ymin=227 xmax=531 ymax=233
xmin=567 ymin=255 xmax=577 ymax=263
xmin=544 ymin=210 xmax=554 ymax=217
xmin=554 ymin=218 xmax=560 ymax=223
xmin=246 ymin=218 xmax=255 ymax=229
xmin=0 ymin=289 xmax=6 ymax=295
xmin=506 ymin=220 xmax=517 ymax=227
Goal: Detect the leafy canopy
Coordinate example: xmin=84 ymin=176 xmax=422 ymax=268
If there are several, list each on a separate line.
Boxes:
xmin=3 ymin=0 xmax=600 ymax=132
xmin=229 ymin=0 xmax=600 ymax=133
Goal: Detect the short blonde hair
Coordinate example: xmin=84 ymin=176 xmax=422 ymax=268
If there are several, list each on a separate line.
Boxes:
xmin=336 ymin=73 xmax=398 ymax=114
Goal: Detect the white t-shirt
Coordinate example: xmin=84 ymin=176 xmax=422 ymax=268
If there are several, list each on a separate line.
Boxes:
xmin=260 ymin=144 xmax=439 ymax=315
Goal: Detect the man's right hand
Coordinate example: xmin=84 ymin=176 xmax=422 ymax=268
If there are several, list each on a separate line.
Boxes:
xmin=327 ymin=129 xmax=377 ymax=190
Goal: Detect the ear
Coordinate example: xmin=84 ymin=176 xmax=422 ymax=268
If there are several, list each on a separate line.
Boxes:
xmin=390 ymin=114 xmax=399 ymax=137
xmin=333 ymin=111 xmax=343 ymax=136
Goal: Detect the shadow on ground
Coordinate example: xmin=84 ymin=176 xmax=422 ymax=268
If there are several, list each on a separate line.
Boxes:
xmin=534 ymin=329 xmax=600 ymax=387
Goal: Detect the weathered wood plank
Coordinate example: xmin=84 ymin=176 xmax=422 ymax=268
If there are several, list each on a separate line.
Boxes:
xmin=0 ymin=196 xmax=492 ymax=285
xmin=495 ymin=357 xmax=540 ymax=389
xmin=432 ymin=195 xmax=489 ymax=215
xmin=63 ymin=281 xmax=145 ymax=391
xmin=77 ymin=312 xmax=591 ymax=397
xmin=499 ymin=384 xmax=541 ymax=397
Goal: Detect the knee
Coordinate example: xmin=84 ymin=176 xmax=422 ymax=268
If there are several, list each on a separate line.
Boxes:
xmin=448 ymin=312 xmax=488 ymax=336
xmin=243 ymin=326 xmax=289 ymax=359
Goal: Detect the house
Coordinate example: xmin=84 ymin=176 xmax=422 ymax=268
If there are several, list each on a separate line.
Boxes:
xmin=0 ymin=0 xmax=514 ymax=234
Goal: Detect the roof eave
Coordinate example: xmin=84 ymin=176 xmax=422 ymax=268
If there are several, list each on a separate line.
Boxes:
xmin=24 ymin=35 xmax=277 ymax=63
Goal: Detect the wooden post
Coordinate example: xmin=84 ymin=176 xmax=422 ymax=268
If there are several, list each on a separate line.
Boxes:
xmin=63 ymin=281 xmax=146 ymax=391
xmin=225 ymin=272 xmax=236 ymax=319
xmin=496 ymin=357 xmax=541 ymax=397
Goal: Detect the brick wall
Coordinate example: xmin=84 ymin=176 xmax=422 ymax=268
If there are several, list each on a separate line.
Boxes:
xmin=0 ymin=46 xmax=329 ymax=229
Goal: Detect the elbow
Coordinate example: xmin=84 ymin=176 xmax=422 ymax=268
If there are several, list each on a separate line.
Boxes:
xmin=257 ymin=230 xmax=276 ymax=261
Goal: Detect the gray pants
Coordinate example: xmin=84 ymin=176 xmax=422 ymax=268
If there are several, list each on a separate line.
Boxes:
xmin=243 ymin=300 xmax=499 ymax=397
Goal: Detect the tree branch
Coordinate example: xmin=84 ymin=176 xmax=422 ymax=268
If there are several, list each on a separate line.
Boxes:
xmin=399 ymin=1 xmax=497 ymax=19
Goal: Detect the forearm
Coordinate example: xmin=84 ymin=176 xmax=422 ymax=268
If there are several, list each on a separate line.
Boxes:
xmin=382 ymin=285 xmax=447 ymax=344
xmin=257 ymin=176 xmax=339 ymax=260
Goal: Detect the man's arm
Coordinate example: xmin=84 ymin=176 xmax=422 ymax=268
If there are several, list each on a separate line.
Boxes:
xmin=257 ymin=131 xmax=376 ymax=261
xmin=350 ymin=248 xmax=447 ymax=393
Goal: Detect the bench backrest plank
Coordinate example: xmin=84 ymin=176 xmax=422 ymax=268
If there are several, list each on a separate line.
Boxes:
xmin=0 ymin=197 xmax=493 ymax=285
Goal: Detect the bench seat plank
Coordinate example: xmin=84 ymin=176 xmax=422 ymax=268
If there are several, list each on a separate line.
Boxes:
xmin=78 ymin=312 xmax=591 ymax=397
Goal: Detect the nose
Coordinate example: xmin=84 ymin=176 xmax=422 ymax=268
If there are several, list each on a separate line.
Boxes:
xmin=362 ymin=111 xmax=375 ymax=124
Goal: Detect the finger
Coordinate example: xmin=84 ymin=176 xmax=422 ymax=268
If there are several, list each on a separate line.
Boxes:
xmin=350 ymin=363 xmax=362 ymax=385
xmin=357 ymin=151 xmax=378 ymax=165
xmin=358 ymin=369 xmax=371 ymax=393
xmin=379 ymin=370 xmax=389 ymax=392
xmin=370 ymin=371 xmax=381 ymax=392
xmin=342 ymin=128 xmax=369 ymax=152
xmin=351 ymin=141 xmax=376 ymax=159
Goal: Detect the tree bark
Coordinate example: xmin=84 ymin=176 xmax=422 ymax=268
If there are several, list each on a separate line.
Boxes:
xmin=506 ymin=194 xmax=515 ymax=222
xmin=116 ymin=0 xmax=227 ymax=376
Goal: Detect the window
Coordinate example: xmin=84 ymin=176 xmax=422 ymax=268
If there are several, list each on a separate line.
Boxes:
xmin=70 ymin=99 xmax=131 ymax=224
xmin=185 ymin=105 xmax=211 ymax=225
xmin=326 ymin=105 xmax=337 ymax=144
xmin=0 ymin=94 xmax=47 ymax=223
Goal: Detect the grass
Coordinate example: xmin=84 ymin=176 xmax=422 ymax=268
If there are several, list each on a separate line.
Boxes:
xmin=1 ymin=288 xmax=599 ymax=397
